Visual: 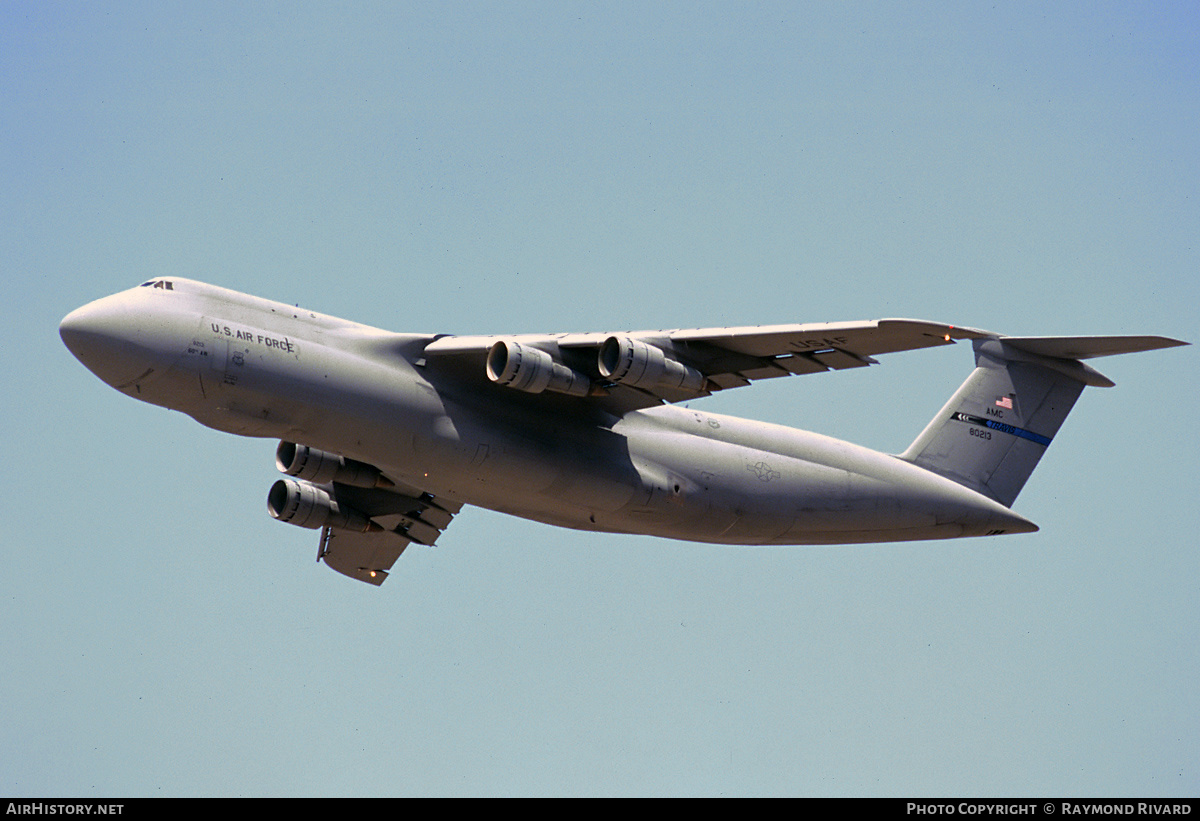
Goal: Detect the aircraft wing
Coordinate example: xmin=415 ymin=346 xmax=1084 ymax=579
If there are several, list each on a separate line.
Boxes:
xmin=314 ymin=481 xmax=462 ymax=586
xmin=657 ymin=319 xmax=989 ymax=388
xmin=424 ymin=319 xmax=990 ymax=409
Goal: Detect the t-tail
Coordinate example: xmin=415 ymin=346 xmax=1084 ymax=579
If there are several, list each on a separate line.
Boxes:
xmin=900 ymin=333 xmax=1187 ymax=508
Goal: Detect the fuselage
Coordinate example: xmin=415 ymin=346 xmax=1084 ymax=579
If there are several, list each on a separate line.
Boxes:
xmin=60 ymin=278 xmax=1036 ymax=546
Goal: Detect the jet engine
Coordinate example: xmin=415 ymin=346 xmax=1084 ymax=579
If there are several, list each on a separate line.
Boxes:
xmin=275 ymin=441 xmax=389 ymax=488
xmin=486 ymin=340 xmax=590 ymax=396
xmin=598 ymin=336 xmax=705 ymax=393
xmin=267 ymin=478 xmax=377 ymax=532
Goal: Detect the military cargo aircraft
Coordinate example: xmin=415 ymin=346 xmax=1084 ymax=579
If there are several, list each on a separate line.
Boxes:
xmin=60 ymin=278 xmax=1186 ymax=584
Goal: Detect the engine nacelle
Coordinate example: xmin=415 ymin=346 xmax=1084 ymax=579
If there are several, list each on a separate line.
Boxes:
xmin=598 ymin=336 xmax=705 ymax=393
xmin=267 ymin=478 xmax=376 ymax=533
xmin=275 ymin=441 xmax=387 ymax=488
xmin=486 ymin=340 xmax=590 ymax=396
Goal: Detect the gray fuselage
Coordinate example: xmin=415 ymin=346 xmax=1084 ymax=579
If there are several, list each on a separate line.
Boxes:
xmin=60 ymin=279 xmax=1036 ymax=546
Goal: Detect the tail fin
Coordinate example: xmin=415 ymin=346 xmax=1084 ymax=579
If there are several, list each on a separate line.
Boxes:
xmin=900 ymin=334 xmax=1187 ymax=508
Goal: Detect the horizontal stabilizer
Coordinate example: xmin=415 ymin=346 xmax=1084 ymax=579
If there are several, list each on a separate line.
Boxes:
xmin=1001 ymin=334 xmax=1187 ymax=361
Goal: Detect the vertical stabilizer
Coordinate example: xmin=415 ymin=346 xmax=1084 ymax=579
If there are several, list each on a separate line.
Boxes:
xmin=900 ymin=334 xmax=1186 ymax=507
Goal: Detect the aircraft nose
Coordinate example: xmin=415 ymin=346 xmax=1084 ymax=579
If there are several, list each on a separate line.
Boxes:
xmin=60 ymin=294 xmax=170 ymax=390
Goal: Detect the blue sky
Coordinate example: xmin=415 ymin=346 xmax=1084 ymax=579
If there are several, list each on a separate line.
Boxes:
xmin=3 ymin=2 xmax=1197 ymax=796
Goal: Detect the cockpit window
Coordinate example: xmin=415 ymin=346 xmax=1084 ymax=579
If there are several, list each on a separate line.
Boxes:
xmin=140 ymin=280 xmax=174 ymax=290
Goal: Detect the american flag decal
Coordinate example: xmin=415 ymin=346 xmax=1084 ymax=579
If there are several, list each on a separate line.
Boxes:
xmin=995 ymin=395 xmax=1014 ymax=409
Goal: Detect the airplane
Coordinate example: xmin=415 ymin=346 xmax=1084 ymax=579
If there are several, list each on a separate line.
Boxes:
xmin=60 ymin=278 xmax=1187 ymax=585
